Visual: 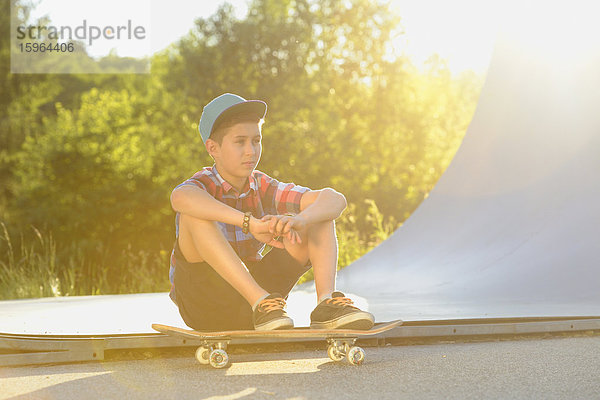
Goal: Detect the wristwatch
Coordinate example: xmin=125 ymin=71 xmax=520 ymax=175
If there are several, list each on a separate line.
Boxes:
xmin=242 ymin=211 xmax=252 ymax=234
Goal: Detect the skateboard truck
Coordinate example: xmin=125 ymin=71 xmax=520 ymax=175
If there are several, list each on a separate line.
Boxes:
xmin=326 ymin=337 xmax=365 ymax=365
xmin=195 ymin=340 xmax=230 ymax=369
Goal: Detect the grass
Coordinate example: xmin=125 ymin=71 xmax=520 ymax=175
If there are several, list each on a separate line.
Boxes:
xmin=0 ymin=222 xmax=172 ymax=300
xmin=0 ymin=201 xmax=397 ymax=300
xmin=0 ymin=222 xmax=64 ymax=299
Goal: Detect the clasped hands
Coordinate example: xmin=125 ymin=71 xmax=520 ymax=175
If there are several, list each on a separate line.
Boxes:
xmin=248 ymin=214 xmax=307 ymax=249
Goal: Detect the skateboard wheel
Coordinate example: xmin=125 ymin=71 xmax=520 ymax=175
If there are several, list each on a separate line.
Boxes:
xmin=327 ymin=344 xmax=345 ymax=362
xmin=195 ymin=346 xmax=210 ymax=365
xmin=347 ymin=346 xmax=365 ymax=366
xmin=209 ymin=348 xmax=229 ymax=369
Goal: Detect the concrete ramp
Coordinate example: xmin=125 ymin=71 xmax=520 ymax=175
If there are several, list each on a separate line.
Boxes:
xmin=331 ymin=2 xmax=600 ymax=321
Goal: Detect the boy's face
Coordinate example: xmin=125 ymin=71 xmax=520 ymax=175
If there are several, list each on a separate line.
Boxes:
xmin=206 ymin=122 xmax=262 ymax=184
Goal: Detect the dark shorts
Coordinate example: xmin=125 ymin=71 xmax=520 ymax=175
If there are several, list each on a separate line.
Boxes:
xmin=173 ymin=240 xmax=310 ymax=331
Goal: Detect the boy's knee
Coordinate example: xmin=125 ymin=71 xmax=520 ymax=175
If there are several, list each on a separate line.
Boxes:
xmin=179 ymin=214 xmax=225 ymax=248
xmin=178 ymin=215 xmax=225 ymax=264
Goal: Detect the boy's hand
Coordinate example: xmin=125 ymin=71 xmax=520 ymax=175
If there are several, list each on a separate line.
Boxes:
xmin=248 ymin=217 xmax=286 ymax=249
xmin=262 ymin=214 xmax=307 ymax=245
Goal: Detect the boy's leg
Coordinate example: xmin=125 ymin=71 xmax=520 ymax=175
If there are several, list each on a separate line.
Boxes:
xmin=177 ymin=213 xmax=295 ymax=331
xmin=178 ymin=213 xmax=268 ymax=307
xmin=283 ymin=219 xmax=375 ymax=329
xmin=283 ymin=220 xmax=337 ymax=302
xmin=173 ymin=245 xmax=253 ymax=330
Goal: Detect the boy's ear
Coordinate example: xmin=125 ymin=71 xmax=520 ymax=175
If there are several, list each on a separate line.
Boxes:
xmin=205 ymin=138 xmax=219 ymax=158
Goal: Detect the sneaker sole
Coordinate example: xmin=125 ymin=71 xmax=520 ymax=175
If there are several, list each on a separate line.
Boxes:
xmin=310 ymin=311 xmax=375 ymax=330
xmin=254 ymin=316 xmax=294 ymax=331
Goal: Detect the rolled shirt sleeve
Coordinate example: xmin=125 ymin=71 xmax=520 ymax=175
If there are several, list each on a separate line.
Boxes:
xmin=256 ymin=172 xmax=310 ymax=215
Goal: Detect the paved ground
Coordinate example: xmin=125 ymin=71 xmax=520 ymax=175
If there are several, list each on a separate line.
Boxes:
xmin=1 ymin=335 xmax=599 ymax=400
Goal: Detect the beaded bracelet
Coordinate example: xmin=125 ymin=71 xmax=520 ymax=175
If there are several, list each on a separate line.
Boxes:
xmin=242 ymin=211 xmax=252 ymax=234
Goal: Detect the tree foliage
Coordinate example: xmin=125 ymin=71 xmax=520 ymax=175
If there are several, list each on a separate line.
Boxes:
xmin=0 ymin=0 xmax=484 ymax=298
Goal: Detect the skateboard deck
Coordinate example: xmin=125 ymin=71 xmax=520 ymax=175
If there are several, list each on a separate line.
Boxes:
xmin=152 ymin=319 xmax=402 ymax=368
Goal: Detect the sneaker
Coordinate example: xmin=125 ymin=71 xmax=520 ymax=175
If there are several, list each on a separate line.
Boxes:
xmin=253 ymin=293 xmax=294 ymax=331
xmin=310 ymin=291 xmax=375 ymax=330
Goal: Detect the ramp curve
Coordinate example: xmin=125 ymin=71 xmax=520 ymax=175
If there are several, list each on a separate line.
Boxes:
xmin=331 ymin=3 xmax=600 ymax=321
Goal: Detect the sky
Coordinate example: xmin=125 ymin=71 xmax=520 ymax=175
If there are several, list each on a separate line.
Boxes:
xmin=25 ymin=0 xmax=498 ymax=74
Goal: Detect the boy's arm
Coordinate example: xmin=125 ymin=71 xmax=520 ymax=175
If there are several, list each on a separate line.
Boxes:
xmin=171 ymin=186 xmax=244 ymax=226
xmin=171 ymin=186 xmax=284 ymax=248
xmin=298 ymin=188 xmax=347 ymax=224
xmin=266 ymin=188 xmax=347 ymax=238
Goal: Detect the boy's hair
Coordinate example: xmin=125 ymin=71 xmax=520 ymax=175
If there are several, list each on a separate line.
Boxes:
xmin=209 ymin=112 xmax=265 ymax=145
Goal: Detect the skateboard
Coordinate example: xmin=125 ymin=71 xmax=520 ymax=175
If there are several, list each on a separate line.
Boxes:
xmin=152 ymin=320 xmax=402 ymax=368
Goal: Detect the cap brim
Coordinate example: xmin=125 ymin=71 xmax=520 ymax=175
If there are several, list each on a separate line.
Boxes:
xmin=211 ymin=100 xmax=267 ymax=136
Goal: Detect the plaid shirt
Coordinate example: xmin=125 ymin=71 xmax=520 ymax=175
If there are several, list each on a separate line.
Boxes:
xmin=169 ymin=165 xmax=310 ymax=303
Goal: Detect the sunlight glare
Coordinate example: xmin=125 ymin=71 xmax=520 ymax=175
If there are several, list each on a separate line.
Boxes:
xmin=502 ymin=1 xmax=600 ymax=65
xmin=388 ymin=0 xmax=501 ymax=73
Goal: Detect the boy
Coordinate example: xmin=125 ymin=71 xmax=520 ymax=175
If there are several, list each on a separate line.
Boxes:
xmin=168 ymin=93 xmax=374 ymax=331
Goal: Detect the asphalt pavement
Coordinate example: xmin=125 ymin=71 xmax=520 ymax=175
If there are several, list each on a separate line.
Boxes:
xmin=1 ymin=334 xmax=599 ymax=399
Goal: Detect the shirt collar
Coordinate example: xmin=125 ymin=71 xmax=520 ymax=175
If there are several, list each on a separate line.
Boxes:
xmin=212 ymin=165 xmax=257 ymax=195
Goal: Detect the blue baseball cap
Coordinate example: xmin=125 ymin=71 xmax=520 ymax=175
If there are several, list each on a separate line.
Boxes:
xmin=198 ymin=93 xmax=267 ymax=143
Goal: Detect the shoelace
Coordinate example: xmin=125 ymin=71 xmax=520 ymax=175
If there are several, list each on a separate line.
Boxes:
xmin=258 ymin=297 xmax=286 ymax=312
xmin=326 ymin=296 xmax=359 ymax=310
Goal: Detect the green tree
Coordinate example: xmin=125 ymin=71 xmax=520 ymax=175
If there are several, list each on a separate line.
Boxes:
xmin=13 ymin=89 xmax=166 ymax=270
xmin=2 ymin=0 xmax=484 ymax=298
